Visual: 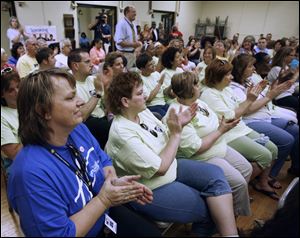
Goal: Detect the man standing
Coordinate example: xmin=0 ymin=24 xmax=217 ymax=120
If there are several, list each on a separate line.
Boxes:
xmin=89 ymin=13 xmax=112 ymax=54
xmin=114 ymin=6 xmax=142 ymax=69
xmin=151 ymin=21 xmax=159 ymax=43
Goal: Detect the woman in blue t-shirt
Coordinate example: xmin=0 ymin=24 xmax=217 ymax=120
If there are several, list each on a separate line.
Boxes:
xmin=8 ymin=68 xmax=161 ymax=237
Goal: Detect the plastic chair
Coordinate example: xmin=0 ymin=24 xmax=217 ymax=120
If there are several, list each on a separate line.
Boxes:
xmin=278 ymin=177 xmax=299 ymax=209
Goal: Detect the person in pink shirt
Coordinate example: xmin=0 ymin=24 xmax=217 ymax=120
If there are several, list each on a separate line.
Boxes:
xmin=89 ymin=39 xmax=106 ymax=67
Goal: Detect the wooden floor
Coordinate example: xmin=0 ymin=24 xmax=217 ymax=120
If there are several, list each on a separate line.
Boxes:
xmin=1 ymin=161 xmax=296 ymax=237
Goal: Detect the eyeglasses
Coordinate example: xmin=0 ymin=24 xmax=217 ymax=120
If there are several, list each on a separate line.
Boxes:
xmin=198 ymin=106 xmax=209 ymax=117
xmin=1 ymin=67 xmax=13 ymax=75
xmin=140 ymin=123 xmax=164 ymax=137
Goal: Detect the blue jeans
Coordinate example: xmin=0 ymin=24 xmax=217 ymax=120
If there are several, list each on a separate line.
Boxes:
xmin=246 ymin=118 xmax=298 ymax=177
xmin=147 ymin=104 xmax=169 ymax=118
xmin=129 ymin=159 xmax=231 ymax=236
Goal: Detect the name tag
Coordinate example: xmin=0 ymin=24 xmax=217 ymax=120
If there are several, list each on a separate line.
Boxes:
xmin=105 ymin=214 xmax=117 ymax=234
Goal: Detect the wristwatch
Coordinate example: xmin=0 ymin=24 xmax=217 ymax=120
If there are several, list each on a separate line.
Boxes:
xmin=89 ymin=89 xmax=102 ymax=99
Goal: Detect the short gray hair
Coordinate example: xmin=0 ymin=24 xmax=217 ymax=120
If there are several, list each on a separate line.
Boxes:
xmin=60 ymin=38 xmax=71 ymax=50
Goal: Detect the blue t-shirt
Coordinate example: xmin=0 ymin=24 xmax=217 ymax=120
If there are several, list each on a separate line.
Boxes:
xmin=8 ymin=123 xmax=113 ymax=237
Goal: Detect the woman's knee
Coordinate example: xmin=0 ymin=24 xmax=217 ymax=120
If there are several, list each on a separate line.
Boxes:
xmin=265 ymin=141 xmax=278 ymax=160
xmin=257 ymin=149 xmax=273 ymax=169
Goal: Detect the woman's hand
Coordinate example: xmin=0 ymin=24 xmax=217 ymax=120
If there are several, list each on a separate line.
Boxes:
xmin=267 ymin=79 xmax=294 ymax=99
xmin=177 ymin=103 xmax=197 ymax=127
xmin=218 ymin=116 xmax=240 ymax=134
xmin=246 ymin=83 xmax=264 ymax=102
xmin=97 ymin=175 xmax=152 ymax=208
xmin=167 ymin=103 xmax=197 ymax=135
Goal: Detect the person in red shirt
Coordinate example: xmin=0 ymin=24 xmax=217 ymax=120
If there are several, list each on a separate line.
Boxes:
xmin=169 ymin=25 xmax=183 ymax=41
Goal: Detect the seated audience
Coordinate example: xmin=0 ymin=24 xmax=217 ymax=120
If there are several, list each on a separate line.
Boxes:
xmin=238 ymin=37 xmax=254 ymax=56
xmin=167 ymin=71 xmax=252 ymax=217
xmin=267 ymin=47 xmax=299 ymax=120
xmin=8 ymin=42 xmax=25 ymax=67
xmin=160 ymin=47 xmax=184 ymax=103
xmin=136 ymin=53 xmax=169 ymax=117
xmin=55 ymin=38 xmax=72 ymax=69
xmin=231 ymin=54 xmax=299 ymax=186
xmin=35 ymin=47 xmax=57 ymax=70
xmin=201 ymin=59 xmax=280 ymax=200
xmin=89 ymin=39 xmax=106 ymax=69
xmin=1 ymin=69 xmax=22 ymax=172
xmin=214 ymin=40 xmax=229 ymax=61
xmin=8 ymin=68 xmax=161 ymax=237
xmin=16 ymin=37 xmax=39 ymax=78
xmin=68 ymin=49 xmax=111 ymax=149
xmin=196 ymin=46 xmax=216 ymax=84
xmin=105 ymin=71 xmax=239 ymax=237
xmin=253 ymin=37 xmax=271 ymax=56
xmin=1 ymin=48 xmax=15 ymax=70
xmin=254 ymin=52 xmax=298 ymax=123
xmin=187 ymin=39 xmax=201 ymax=66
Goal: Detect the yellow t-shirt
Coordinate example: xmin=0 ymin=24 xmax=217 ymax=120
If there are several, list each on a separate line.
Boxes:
xmin=160 ymin=67 xmax=184 ymax=104
xmin=200 ymin=87 xmax=252 ymax=143
xmin=105 ymin=109 xmax=177 ymax=190
xmin=141 ymin=71 xmax=166 ymax=107
xmin=76 ymin=76 xmax=105 ymax=118
xmin=16 ymin=54 xmax=38 ymax=79
xmin=1 ymin=106 xmax=20 ymax=158
xmin=165 ymin=100 xmax=227 ymax=160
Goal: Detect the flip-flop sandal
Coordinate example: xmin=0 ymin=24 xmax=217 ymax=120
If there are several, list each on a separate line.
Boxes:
xmin=268 ymin=178 xmax=282 ymax=189
xmin=252 ymin=184 xmax=280 ymax=201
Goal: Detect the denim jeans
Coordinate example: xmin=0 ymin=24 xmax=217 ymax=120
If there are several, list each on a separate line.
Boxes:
xmin=129 ymin=159 xmax=231 ymax=236
xmin=246 ymin=118 xmax=298 ymax=177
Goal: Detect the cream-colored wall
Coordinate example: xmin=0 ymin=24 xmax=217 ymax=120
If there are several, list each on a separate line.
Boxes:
xmin=200 ymin=1 xmax=299 ymax=41
xmin=176 ymin=1 xmax=203 ymax=43
xmin=14 ymin=1 xmax=79 ymax=45
xmin=1 ymin=10 xmax=11 ymax=54
xmin=3 ymin=1 xmax=298 ymax=50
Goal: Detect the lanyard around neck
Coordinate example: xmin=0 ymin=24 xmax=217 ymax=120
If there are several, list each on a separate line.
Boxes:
xmin=45 ymin=137 xmax=95 ymax=196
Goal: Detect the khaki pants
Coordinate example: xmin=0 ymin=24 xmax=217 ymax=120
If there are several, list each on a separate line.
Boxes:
xmin=206 ymin=146 xmax=253 ymax=216
xmin=122 ymin=52 xmax=136 ymax=70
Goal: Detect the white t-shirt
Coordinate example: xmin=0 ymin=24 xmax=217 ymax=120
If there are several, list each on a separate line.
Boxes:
xmin=105 ymin=109 xmax=177 ymax=190
xmin=16 ymin=54 xmax=38 ymax=79
xmin=55 ymin=53 xmax=69 ymax=69
xmin=75 ymin=76 xmax=105 ymax=118
xmin=7 ymin=28 xmax=25 ymax=49
xmin=200 ymin=87 xmax=252 ymax=143
xmin=196 ymin=61 xmax=207 ymax=83
xmin=230 ymin=80 xmax=273 ymax=123
xmin=166 ymin=100 xmax=228 ymax=160
xmin=267 ymin=66 xmax=297 ymax=100
xmin=141 ymin=71 xmax=165 ymax=107
xmin=1 ymin=106 xmax=19 ymax=158
xmin=160 ymin=67 xmax=184 ymax=104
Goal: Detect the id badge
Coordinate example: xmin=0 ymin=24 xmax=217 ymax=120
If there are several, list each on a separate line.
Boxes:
xmin=105 ymin=214 xmax=117 ymax=234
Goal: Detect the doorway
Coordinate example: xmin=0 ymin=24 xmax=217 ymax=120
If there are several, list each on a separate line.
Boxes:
xmin=77 ymin=4 xmax=117 ymax=51
xmin=152 ymin=10 xmax=175 ymax=44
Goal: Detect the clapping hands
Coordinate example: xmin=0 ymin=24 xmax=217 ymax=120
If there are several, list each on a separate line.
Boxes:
xmin=97 ymin=175 xmax=153 ymax=208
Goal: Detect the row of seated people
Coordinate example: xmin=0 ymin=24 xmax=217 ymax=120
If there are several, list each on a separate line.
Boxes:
xmin=1 ymin=41 xmax=299 ymax=236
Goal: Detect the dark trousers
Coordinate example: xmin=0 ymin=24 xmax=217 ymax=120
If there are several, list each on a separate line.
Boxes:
xmin=97 ymin=205 xmax=161 ymax=237
xmin=84 ymin=116 xmax=112 ymax=150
